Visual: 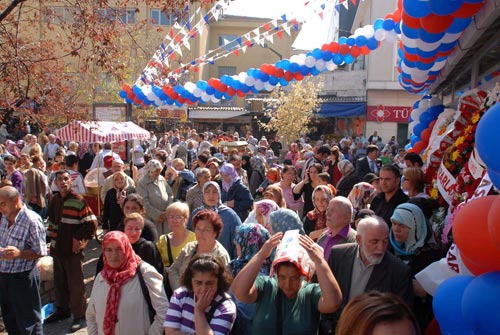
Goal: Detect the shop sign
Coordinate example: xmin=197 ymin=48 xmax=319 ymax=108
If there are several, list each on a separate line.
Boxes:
xmin=367 ymin=105 xmax=412 ymax=123
xmin=156 ymin=107 xmax=187 ymax=122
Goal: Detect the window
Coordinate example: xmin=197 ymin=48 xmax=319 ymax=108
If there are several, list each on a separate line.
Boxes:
xmin=151 ymin=9 xmax=172 ymax=26
xmin=121 ymin=9 xmax=136 ymax=25
xmin=352 ymin=55 xmax=365 ymax=71
xmin=97 ymin=8 xmax=136 ymax=24
xmin=45 ymin=7 xmax=81 ymax=24
xmin=218 ymin=35 xmax=238 ymax=52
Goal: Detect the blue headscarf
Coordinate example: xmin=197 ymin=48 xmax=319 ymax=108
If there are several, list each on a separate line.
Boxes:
xmin=230 ymin=223 xmax=271 ymax=276
xmin=269 ymin=208 xmax=305 ymax=235
xmin=390 ymin=203 xmax=427 ymax=256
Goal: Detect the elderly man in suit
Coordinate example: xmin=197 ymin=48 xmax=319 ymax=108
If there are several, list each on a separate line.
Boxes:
xmin=319 ymin=215 xmax=413 ymax=335
xmin=355 ymin=144 xmax=381 ymax=179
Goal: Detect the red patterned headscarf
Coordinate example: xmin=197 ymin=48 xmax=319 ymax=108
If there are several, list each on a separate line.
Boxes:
xmin=101 ymin=231 xmax=141 ymax=335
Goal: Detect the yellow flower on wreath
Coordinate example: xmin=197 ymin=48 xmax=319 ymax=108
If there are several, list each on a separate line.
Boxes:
xmin=430 ymin=188 xmax=439 ymax=199
xmin=471 ymin=113 xmax=481 ymax=124
xmin=451 ymin=150 xmax=461 ymax=161
xmin=455 ymin=136 xmax=465 ymax=147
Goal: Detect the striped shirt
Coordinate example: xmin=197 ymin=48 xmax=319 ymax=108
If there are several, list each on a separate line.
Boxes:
xmin=0 ymin=206 xmax=47 ymax=273
xmin=164 ymin=287 xmax=236 ymax=335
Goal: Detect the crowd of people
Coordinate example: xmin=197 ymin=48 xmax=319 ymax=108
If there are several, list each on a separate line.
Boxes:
xmin=0 ymin=126 xmax=443 ymax=335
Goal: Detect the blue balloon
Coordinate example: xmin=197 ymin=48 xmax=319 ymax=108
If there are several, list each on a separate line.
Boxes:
xmin=382 ymin=19 xmax=395 ymax=31
xmin=366 ymin=38 xmax=378 ymax=50
xmin=344 ymin=54 xmax=355 ymax=64
xmin=410 ymin=134 xmax=420 ymax=146
xmin=373 ymin=18 xmax=385 ymax=31
xmin=269 ymin=76 xmax=279 ymax=85
xmin=419 ymin=111 xmax=433 ymax=126
xmin=279 ymin=77 xmax=289 ymax=86
xmin=404 ymin=143 xmax=412 ymax=151
xmin=355 ymin=35 xmax=367 ymax=47
xmin=429 ymin=0 xmax=464 ymax=16
xmin=312 ymin=48 xmax=323 ymax=59
xmin=448 ymin=17 xmax=472 ymax=34
xmin=310 ymin=68 xmax=320 ymax=76
xmin=413 ymin=100 xmax=420 ymax=109
xmin=322 ymin=50 xmax=333 ymax=61
xmin=403 ymin=0 xmax=431 ymax=18
xmin=462 ymin=272 xmax=500 ymax=334
xmin=260 ymin=73 xmax=270 ymax=82
xmin=240 ymin=84 xmax=250 ymax=93
xmin=299 ymin=65 xmax=310 ymax=76
xmin=339 ymin=37 xmax=347 ymax=45
xmin=197 ymin=80 xmax=208 ymax=90
xmin=119 ymin=90 xmax=127 ymax=99
xmin=214 ymin=91 xmax=223 ymax=99
xmin=487 ymin=169 xmax=500 ymax=190
xmin=254 ymin=69 xmax=262 ymax=79
xmin=125 ymin=98 xmax=133 ymax=104
xmin=394 ymin=22 xmax=402 ymax=34
xmin=476 ymin=101 xmax=500 ymax=171
xmin=433 ymin=275 xmax=475 ymax=335
xmin=440 ymin=41 xmax=458 ymax=52
xmin=346 ymin=37 xmax=356 ymax=46
xmin=429 ymin=105 xmax=445 ymax=118
xmin=413 ymin=123 xmax=426 ymax=137
xmin=415 ymin=61 xmax=435 ymax=71
xmin=281 ymin=59 xmax=291 ymax=71
xmin=401 ymin=23 xmax=419 ymax=39
xmin=333 ymin=54 xmax=344 ymax=65
xmin=289 ymin=62 xmax=300 ymax=73
xmin=418 ymin=29 xmax=445 ymax=43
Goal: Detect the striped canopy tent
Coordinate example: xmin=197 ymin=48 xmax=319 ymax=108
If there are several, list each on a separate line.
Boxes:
xmin=55 ymin=121 xmax=150 ymax=143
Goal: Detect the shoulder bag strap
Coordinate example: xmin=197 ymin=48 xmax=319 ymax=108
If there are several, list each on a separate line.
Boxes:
xmin=137 ymin=261 xmax=155 ymax=324
xmin=166 ymin=234 xmax=174 ymax=266
xmin=276 ymin=288 xmax=283 ymax=335
xmin=205 ymin=295 xmax=227 ymax=323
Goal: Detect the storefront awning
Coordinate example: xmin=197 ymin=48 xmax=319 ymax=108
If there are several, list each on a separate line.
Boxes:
xmin=316 ymin=102 xmax=367 ymax=118
xmin=188 ymin=110 xmax=248 ymax=119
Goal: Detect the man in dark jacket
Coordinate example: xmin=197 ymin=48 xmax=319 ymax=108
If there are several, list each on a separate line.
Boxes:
xmin=319 ymin=216 xmax=413 ymax=334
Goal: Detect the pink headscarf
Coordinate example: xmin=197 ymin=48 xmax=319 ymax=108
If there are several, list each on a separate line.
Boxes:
xmin=254 ymin=199 xmax=280 ymax=230
xmin=219 ymin=163 xmax=240 ymax=192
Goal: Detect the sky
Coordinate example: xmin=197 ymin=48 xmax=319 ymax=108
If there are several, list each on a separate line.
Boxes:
xmin=223 ymin=0 xmax=336 ymax=50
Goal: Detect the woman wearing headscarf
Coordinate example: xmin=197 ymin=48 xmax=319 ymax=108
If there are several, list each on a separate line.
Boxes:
xmin=303 ymin=185 xmax=334 ymax=241
xmin=347 ymin=181 xmax=377 ymax=218
xmin=390 ymin=203 xmax=441 ymax=332
xmin=137 ymin=159 xmax=173 ymax=235
xmin=335 ymin=160 xmax=360 ymax=197
xmin=256 ymin=167 xmax=280 ymax=199
xmin=188 ymin=181 xmax=241 ymax=259
xmin=243 ymin=199 xmax=280 ymax=231
xmin=86 ymin=231 xmax=169 ymax=335
xmin=293 ymin=162 xmax=323 ymax=216
xmin=268 ymin=208 xmax=306 ymax=235
xmin=229 ymin=223 xmax=271 ymax=335
xmin=102 ymin=171 xmax=136 ymax=232
xmin=78 ymin=142 xmax=94 ymax=178
xmin=219 ymin=163 xmax=253 ymax=222
xmin=285 ymin=142 xmax=300 ymax=166
xmin=248 ymin=156 xmax=266 ymax=198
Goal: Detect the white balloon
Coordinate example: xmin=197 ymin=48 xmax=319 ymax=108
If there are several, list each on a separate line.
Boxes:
xmin=264 ymin=82 xmax=275 ymax=91
xmin=442 ymin=32 xmax=462 ymax=44
xmin=315 ymin=59 xmax=326 ymax=71
xmin=416 ymin=39 xmax=441 ymax=52
xmin=305 ymin=56 xmax=316 ymax=68
xmin=411 ymin=108 xmax=423 ymax=120
xmin=363 ymin=25 xmax=375 ymax=39
xmin=184 ymin=82 xmax=196 ymax=93
xmin=210 ymin=96 xmax=220 ymax=103
xmin=238 ymin=72 xmax=248 ymax=83
xmin=430 ymin=97 xmax=442 ymax=106
xmin=374 ymin=29 xmax=386 ymax=41
xmin=385 ymin=31 xmax=399 ymax=44
xmin=254 ymin=80 xmax=265 ymax=91
xmin=201 ymin=93 xmax=210 ymax=102
xmin=401 ymin=33 xmax=418 ymax=48
xmin=193 ymin=88 xmax=202 ymax=98
xmin=326 ymin=61 xmax=337 ymax=71
xmin=296 ymin=53 xmax=306 ymax=66
xmin=354 ymin=28 xmax=364 ymax=37
xmin=419 ymin=99 xmax=431 ymax=110
xmin=289 ymin=55 xmax=299 ymax=64
xmin=245 ymin=76 xmax=255 ymax=86
xmin=431 ymin=60 xmax=446 ymax=71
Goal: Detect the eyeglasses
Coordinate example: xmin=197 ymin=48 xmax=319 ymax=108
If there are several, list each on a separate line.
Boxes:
xmin=125 ymin=227 xmax=142 ymax=232
xmin=195 ymin=227 xmax=214 ymax=233
xmin=168 ymin=215 xmax=186 ymax=221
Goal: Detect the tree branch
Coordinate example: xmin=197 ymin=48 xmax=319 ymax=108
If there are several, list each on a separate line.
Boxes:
xmin=0 ymin=0 xmax=26 ymax=23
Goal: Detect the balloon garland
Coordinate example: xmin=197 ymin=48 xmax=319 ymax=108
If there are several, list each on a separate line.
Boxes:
xmin=398 ymin=0 xmax=485 ymax=94
xmin=119 ymin=7 xmax=404 ymax=107
xmin=119 ymin=0 xmax=486 ymax=106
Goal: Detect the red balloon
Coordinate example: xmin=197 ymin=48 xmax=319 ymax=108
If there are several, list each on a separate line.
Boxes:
xmin=283 ymin=71 xmax=294 ymax=82
xmin=321 ymin=44 xmax=329 ymax=51
xmin=428 ymin=119 xmax=437 ymax=130
xmin=339 ymin=44 xmax=350 ymax=55
xmin=452 ymin=2 xmax=483 ymax=19
xmin=226 ymin=87 xmax=236 ymax=96
xmin=360 ymin=46 xmax=371 ymax=55
xmin=392 ymin=9 xmax=402 ymax=23
xmin=420 ymin=14 xmax=454 ymax=34
xmin=421 ymin=128 xmax=432 ymax=143
xmin=453 ymin=196 xmax=500 ymax=274
xmin=487 ymin=195 xmax=500 ymax=249
xmin=328 ymin=42 xmax=339 ymax=53
xmin=461 ymin=253 xmax=492 ymax=276
xmin=350 ymin=46 xmax=361 ymax=58
xmin=412 ymin=141 xmax=426 ymax=153
xmin=294 ymin=73 xmax=304 ymax=81
xmin=402 ymin=10 xmax=421 ymax=29
xmin=275 ymin=68 xmax=284 ymax=78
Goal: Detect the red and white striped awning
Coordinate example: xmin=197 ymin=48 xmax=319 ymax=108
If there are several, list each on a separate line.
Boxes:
xmin=55 ymin=121 xmax=150 ymax=143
